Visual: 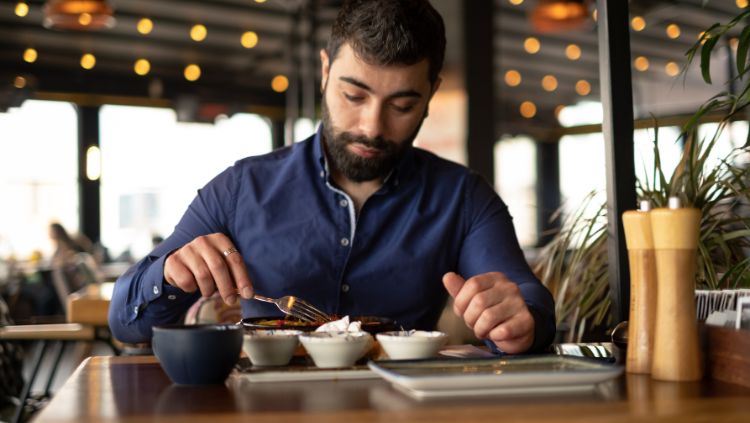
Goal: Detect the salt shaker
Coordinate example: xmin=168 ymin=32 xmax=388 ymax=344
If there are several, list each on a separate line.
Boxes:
xmin=650 ymin=197 xmax=703 ymax=381
xmin=622 ymin=200 xmax=657 ymax=374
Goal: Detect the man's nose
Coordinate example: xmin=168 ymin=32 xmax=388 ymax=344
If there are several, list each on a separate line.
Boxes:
xmin=358 ymin=104 xmax=385 ymax=140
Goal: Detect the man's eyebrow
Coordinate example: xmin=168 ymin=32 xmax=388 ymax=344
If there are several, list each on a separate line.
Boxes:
xmin=339 ymin=76 xmax=423 ymax=99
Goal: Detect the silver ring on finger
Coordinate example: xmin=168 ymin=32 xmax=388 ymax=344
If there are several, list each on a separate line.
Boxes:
xmin=222 ymin=247 xmax=239 ymax=257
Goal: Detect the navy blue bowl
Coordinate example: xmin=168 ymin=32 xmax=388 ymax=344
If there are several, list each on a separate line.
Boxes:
xmin=152 ymin=324 xmax=243 ymax=385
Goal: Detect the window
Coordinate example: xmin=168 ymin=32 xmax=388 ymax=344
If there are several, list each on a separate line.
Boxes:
xmin=0 ymin=100 xmax=78 ymax=259
xmin=99 ymin=106 xmax=273 ymax=259
xmin=494 ymin=136 xmax=537 ymax=247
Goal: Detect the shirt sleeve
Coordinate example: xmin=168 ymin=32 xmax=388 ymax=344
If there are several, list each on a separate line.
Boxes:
xmin=108 ymin=166 xmax=239 ymax=344
xmin=458 ymin=174 xmax=556 ymax=353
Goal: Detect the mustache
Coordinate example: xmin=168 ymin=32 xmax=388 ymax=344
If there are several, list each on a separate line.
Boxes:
xmin=338 ymin=132 xmax=393 ymax=151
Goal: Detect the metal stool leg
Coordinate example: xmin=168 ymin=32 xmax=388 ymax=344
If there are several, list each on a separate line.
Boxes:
xmin=12 ymin=340 xmax=49 ymax=423
xmin=42 ymin=341 xmax=68 ymax=398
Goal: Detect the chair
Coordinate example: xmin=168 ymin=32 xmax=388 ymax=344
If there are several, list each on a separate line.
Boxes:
xmin=0 ymin=292 xmax=96 ymax=423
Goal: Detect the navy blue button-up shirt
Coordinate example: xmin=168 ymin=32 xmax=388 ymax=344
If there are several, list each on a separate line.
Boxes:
xmin=109 ymin=127 xmax=555 ymax=351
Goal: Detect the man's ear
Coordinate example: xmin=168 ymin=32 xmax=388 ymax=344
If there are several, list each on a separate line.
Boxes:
xmin=320 ymin=49 xmax=330 ymax=92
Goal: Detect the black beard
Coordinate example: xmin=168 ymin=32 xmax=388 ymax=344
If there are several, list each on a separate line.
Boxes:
xmin=320 ymin=94 xmax=423 ymax=183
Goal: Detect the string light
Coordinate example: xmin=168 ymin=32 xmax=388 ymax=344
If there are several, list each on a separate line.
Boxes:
xmin=634 ymin=56 xmax=649 ymax=72
xmin=520 ymin=101 xmax=536 ymax=119
xmin=80 ymin=53 xmax=96 ymax=70
xmin=631 ymin=16 xmax=646 ymax=31
xmin=137 ymin=18 xmax=153 ymax=35
xmin=666 ymin=23 xmax=681 ymax=39
xmin=575 ymin=80 xmax=591 ymax=96
xmin=504 ymin=70 xmax=522 ymax=87
xmin=565 ymin=44 xmax=581 ymax=60
xmin=665 ymin=62 xmax=680 ymax=77
xmin=737 ymin=0 xmax=748 ymax=9
xmin=184 ymin=64 xmax=201 ymax=81
xmin=508 ymin=0 xmax=523 ymax=5
xmin=78 ymin=12 xmax=92 ymax=26
xmin=524 ymin=37 xmax=541 ymax=54
xmin=134 ymin=59 xmax=150 ymax=76
xmin=272 ymin=75 xmax=289 ymax=92
xmin=14 ymin=76 xmax=27 ymax=89
xmin=23 ymin=48 xmax=37 ymax=63
xmin=15 ymin=2 xmax=29 ymax=17
xmin=241 ymin=31 xmax=259 ymax=48
xmin=541 ymin=75 xmax=558 ymax=91
xmin=190 ymin=24 xmax=207 ymax=42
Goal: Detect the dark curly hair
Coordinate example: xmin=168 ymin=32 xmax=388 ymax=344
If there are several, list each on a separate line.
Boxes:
xmin=327 ymin=0 xmax=446 ymax=85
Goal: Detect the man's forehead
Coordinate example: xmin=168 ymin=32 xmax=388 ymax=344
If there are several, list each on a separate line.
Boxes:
xmin=330 ymin=43 xmax=432 ymax=90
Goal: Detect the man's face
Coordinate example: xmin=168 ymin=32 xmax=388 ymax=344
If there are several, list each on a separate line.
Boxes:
xmin=320 ymin=44 xmax=440 ymax=182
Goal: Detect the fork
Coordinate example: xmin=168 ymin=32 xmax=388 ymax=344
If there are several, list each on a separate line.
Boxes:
xmin=251 ymin=294 xmax=332 ymax=323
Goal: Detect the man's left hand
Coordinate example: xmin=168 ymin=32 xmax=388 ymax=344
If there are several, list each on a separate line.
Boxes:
xmin=442 ymin=271 xmax=534 ymax=354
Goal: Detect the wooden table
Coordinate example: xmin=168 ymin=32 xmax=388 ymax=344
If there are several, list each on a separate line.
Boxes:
xmin=32 ymin=355 xmax=750 ymax=423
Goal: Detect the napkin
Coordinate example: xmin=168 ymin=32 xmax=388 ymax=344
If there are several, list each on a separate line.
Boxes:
xmin=315 ymin=315 xmax=362 ymax=332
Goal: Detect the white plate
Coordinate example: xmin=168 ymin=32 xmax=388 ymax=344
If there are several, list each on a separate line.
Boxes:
xmin=368 ymin=355 xmax=623 ymax=399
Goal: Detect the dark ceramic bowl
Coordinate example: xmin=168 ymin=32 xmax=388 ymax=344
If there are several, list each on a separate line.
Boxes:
xmin=152 ymin=324 xmax=243 ymax=385
xmin=240 ymin=316 xmax=397 ymax=334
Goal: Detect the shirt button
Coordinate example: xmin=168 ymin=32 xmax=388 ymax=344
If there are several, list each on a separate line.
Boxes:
xmin=320 ymin=170 xmax=325 ymax=178
xmin=153 ymin=286 xmax=159 ymax=295
xmin=167 ymin=295 xmax=177 ymax=300
xmin=339 ymin=199 xmax=348 ymax=208
xmin=341 ymin=284 xmax=350 ymax=293
xmin=340 ymin=238 xmax=350 ymax=247
xmin=133 ymin=305 xmax=139 ymax=315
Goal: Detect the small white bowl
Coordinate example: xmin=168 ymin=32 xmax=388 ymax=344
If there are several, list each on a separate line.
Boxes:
xmin=376 ymin=330 xmax=448 ymax=360
xmin=298 ymin=331 xmax=372 ymax=368
xmin=242 ymin=330 xmax=301 ymax=367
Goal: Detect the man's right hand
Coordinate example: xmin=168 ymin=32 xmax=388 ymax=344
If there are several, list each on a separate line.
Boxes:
xmin=163 ymin=233 xmax=254 ymax=305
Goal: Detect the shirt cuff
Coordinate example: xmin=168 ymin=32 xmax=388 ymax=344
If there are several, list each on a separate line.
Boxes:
xmin=125 ymin=253 xmax=192 ymax=323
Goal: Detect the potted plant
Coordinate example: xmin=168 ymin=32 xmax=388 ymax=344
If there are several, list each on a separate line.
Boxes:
xmin=535 ymin=6 xmax=750 ymax=343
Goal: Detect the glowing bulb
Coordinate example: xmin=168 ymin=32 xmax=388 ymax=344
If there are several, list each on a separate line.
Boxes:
xmin=13 ymin=76 xmax=26 ymax=89
xmin=241 ymin=31 xmax=259 ymax=48
xmin=737 ymin=0 xmax=748 ymax=9
xmin=78 ymin=12 xmax=92 ymax=26
xmin=80 ymin=53 xmax=96 ymax=70
xmin=541 ymin=75 xmax=558 ymax=92
xmin=634 ymin=56 xmax=649 ymax=72
xmin=137 ymin=18 xmax=153 ymax=35
xmin=665 ymin=62 xmax=680 ymax=77
xmin=272 ymin=75 xmax=289 ymax=92
xmin=184 ymin=64 xmax=201 ymax=81
xmin=508 ymin=0 xmax=523 ymax=5
xmin=565 ymin=44 xmax=581 ymax=60
xmin=524 ymin=37 xmax=540 ymax=54
xmin=190 ymin=24 xmax=207 ymax=42
xmin=631 ymin=16 xmax=646 ymax=31
xmin=86 ymin=146 xmax=101 ymax=181
xmin=504 ymin=70 xmax=521 ymax=87
xmin=15 ymin=2 xmax=29 ymax=17
xmin=520 ymin=101 xmax=536 ymax=119
xmin=666 ymin=24 xmax=681 ymax=39
xmin=575 ymin=80 xmax=591 ymax=96
xmin=134 ymin=59 xmax=151 ymax=76
xmin=23 ymin=48 xmax=37 ymax=63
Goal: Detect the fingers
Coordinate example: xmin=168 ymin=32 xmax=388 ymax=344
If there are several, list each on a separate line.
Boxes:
xmin=443 ymin=271 xmax=535 ymax=354
xmin=163 ymin=233 xmax=254 ymax=305
xmin=442 ymin=272 xmax=465 ymax=298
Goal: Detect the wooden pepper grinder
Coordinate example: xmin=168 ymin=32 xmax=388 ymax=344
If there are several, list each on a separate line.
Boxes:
xmin=622 ymin=200 xmax=657 ymax=374
xmin=650 ymin=197 xmax=703 ymax=381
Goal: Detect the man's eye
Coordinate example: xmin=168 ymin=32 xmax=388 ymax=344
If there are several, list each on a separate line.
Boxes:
xmin=343 ymin=93 xmax=364 ymax=102
xmin=392 ymin=104 xmax=415 ymax=113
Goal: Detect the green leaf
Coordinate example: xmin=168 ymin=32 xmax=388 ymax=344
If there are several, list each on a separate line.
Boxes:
xmin=700 ymin=27 xmax=722 ymax=84
xmin=737 ymin=24 xmax=750 ymax=75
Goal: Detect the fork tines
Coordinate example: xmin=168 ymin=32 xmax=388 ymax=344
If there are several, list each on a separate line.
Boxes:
xmin=292 ymin=300 xmax=331 ymax=323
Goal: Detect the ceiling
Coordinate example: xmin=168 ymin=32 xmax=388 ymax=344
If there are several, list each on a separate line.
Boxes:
xmin=0 ymin=0 xmax=746 ymax=132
